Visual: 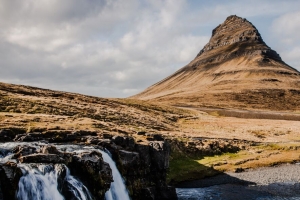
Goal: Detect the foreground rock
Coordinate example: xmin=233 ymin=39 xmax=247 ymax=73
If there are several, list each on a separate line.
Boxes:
xmin=0 ymin=131 xmax=178 ymax=200
xmin=0 ymin=162 xmax=22 ymax=199
xmin=69 ymin=151 xmax=112 ymax=199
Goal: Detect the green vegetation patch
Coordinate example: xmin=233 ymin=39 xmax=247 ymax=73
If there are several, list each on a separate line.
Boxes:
xmin=167 ymin=150 xmax=219 ymax=185
xmin=168 ymin=156 xmax=219 ymax=185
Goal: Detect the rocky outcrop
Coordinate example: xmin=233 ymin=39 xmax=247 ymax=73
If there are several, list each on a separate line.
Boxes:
xmin=0 ymin=162 xmax=22 ymax=199
xmin=0 ymin=130 xmax=177 ymax=200
xmin=68 ymin=150 xmax=112 ymax=199
xmin=13 ymin=130 xmax=98 ymax=143
xmin=0 ymin=143 xmax=113 ymax=200
xmin=19 ymin=153 xmax=65 ymax=163
xmin=102 ymin=134 xmax=177 ymax=200
xmin=12 ymin=145 xmax=38 ymax=158
xmin=0 ymin=129 xmax=20 ymax=142
xmin=169 ymin=138 xmax=252 ymax=156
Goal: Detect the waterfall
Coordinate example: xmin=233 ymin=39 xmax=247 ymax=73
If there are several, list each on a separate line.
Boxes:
xmin=100 ymin=150 xmax=130 ymax=200
xmin=16 ymin=164 xmax=65 ymax=200
xmin=0 ymin=143 xmax=131 ymax=200
xmin=16 ymin=164 xmax=92 ymax=200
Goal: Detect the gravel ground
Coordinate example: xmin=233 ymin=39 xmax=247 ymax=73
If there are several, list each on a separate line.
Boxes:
xmin=227 ymin=163 xmax=300 ymax=185
xmin=176 ymin=164 xmax=300 ymax=199
xmin=177 ymin=163 xmax=300 ymax=188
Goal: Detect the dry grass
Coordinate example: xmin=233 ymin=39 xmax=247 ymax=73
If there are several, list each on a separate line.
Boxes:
xmin=0 ymin=82 xmax=195 ymax=134
xmin=194 ymin=143 xmax=300 ymax=173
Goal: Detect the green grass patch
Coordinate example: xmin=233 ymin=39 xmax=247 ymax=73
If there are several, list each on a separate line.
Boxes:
xmin=168 ymin=156 xmax=219 ymax=185
xmin=197 ymin=152 xmax=241 ymax=166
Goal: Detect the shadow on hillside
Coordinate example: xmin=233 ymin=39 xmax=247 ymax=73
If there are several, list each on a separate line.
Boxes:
xmin=167 ymin=152 xmax=256 ymax=187
xmin=175 ymin=170 xmax=255 ymax=188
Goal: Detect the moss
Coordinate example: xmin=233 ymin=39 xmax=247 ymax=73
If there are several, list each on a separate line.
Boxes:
xmin=168 ymin=157 xmax=215 ymax=184
xmin=197 ymin=152 xmax=241 ymax=166
xmin=167 ymin=149 xmax=219 ymax=184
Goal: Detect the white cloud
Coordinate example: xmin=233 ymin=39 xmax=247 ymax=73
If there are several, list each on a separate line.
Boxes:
xmin=272 ymin=11 xmax=300 ymax=44
xmin=271 ymin=11 xmax=300 ymax=70
xmin=0 ymin=0 xmax=299 ymax=98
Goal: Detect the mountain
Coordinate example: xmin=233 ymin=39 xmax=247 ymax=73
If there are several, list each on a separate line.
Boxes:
xmin=133 ymin=15 xmax=300 ymax=110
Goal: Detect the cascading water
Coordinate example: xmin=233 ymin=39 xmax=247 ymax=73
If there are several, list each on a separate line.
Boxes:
xmin=16 ymin=164 xmax=65 ymax=200
xmin=1 ymin=142 xmax=131 ymax=200
xmin=16 ymin=163 xmax=92 ymax=200
xmin=100 ymin=150 xmax=130 ymax=200
xmin=55 ymin=145 xmax=131 ymax=200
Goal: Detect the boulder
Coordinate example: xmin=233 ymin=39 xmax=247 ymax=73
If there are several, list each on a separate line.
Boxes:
xmin=12 ymin=145 xmax=38 ymax=159
xmin=19 ymin=153 xmax=65 ymax=163
xmin=40 ymin=145 xmax=61 ymax=154
xmin=0 ymin=162 xmax=22 ymax=199
xmin=68 ymin=151 xmax=112 ymax=199
xmin=0 ymin=129 xmax=16 ymax=142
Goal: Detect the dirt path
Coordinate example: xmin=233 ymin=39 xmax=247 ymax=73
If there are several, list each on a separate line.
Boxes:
xmin=177 ymin=106 xmax=300 ymax=121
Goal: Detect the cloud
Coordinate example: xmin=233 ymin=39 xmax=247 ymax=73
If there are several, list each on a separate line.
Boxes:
xmin=0 ymin=0 xmax=299 ymax=98
xmin=271 ymin=11 xmax=300 ymax=69
xmin=272 ymin=11 xmax=300 ymax=45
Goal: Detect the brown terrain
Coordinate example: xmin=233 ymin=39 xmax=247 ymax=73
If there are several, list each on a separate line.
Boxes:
xmin=1 ymin=15 xmax=300 ymax=189
xmin=1 ymin=80 xmax=300 ymax=185
xmin=133 ymin=15 xmax=300 ymax=110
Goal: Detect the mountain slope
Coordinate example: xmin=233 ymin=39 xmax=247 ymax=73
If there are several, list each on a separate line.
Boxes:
xmin=133 ymin=15 xmax=300 ymax=110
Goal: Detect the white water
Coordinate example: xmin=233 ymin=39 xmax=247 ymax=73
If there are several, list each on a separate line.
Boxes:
xmin=64 ymin=168 xmax=93 ymax=200
xmin=0 ymin=143 xmax=130 ymax=200
xmin=16 ymin=164 xmax=65 ymax=200
xmin=55 ymin=144 xmax=131 ymax=200
xmin=16 ymin=164 xmax=92 ymax=200
xmin=100 ymin=150 xmax=130 ymax=200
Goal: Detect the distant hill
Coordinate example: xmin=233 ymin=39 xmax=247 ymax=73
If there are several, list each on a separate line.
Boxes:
xmin=132 ymin=15 xmax=300 ymax=110
xmin=0 ymin=81 xmax=191 ymax=133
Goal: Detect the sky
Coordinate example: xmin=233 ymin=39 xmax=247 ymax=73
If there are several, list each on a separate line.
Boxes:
xmin=0 ymin=0 xmax=300 ymax=98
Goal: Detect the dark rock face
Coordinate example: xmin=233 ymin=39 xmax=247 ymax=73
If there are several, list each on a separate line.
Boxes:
xmin=0 ymin=129 xmax=177 ymax=200
xmin=106 ymin=136 xmax=177 ymax=200
xmin=13 ymin=130 xmax=97 ymax=143
xmin=68 ymin=150 xmax=112 ymax=199
xmin=0 ymin=162 xmax=22 ymax=199
xmin=19 ymin=153 xmax=65 ymax=163
xmin=188 ymin=15 xmax=287 ymax=71
xmin=12 ymin=145 xmax=38 ymax=159
xmin=0 ymin=143 xmax=114 ymax=200
xmin=0 ymin=129 xmax=17 ymax=142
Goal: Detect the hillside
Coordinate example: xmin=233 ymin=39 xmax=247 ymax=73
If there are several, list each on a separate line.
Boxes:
xmin=133 ymin=15 xmax=300 ymax=110
xmin=0 ymin=81 xmax=192 ymax=135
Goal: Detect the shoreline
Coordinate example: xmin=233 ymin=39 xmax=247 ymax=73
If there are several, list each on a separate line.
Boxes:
xmin=176 ymin=163 xmax=300 ymax=188
xmin=176 ymin=163 xmax=300 ymax=199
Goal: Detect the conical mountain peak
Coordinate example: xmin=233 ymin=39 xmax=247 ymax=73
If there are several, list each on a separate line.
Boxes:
xmin=133 ymin=15 xmax=300 ymax=110
xmin=196 ymin=15 xmax=282 ymax=63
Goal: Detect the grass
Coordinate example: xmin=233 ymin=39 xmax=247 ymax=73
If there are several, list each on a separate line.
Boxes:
xmin=167 ymin=149 xmax=220 ymax=184
xmin=204 ymin=109 xmax=300 ymax=121
xmin=196 ymin=143 xmax=300 ymax=172
xmin=167 ymin=141 xmax=300 ymax=184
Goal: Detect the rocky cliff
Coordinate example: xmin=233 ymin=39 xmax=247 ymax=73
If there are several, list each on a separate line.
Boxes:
xmin=0 ymin=130 xmax=177 ymax=200
xmin=133 ymin=15 xmax=300 ymax=110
